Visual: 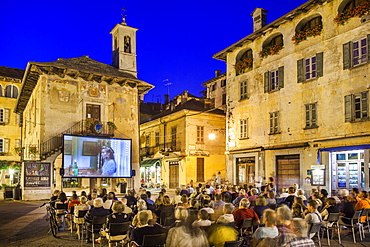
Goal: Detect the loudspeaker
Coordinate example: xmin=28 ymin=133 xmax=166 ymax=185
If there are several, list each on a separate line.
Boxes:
xmin=131 ymin=169 xmax=136 ymax=177
xmin=60 ymin=168 xmax=64 ymax=176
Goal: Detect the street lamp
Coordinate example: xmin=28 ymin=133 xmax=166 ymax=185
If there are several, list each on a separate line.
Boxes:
xmin=208 ymin=128 xmax=226 ymax=140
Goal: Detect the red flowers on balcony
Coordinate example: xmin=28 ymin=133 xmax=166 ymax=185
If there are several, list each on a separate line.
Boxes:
xmin=334 ymin=0 xmax=370 ymax=25
xmin=292 ymin=24 xmax=323 ymax=45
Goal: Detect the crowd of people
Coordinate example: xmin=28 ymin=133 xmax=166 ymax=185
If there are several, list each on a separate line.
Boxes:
xmin=48 ymin=182 xmax=370 ymax=247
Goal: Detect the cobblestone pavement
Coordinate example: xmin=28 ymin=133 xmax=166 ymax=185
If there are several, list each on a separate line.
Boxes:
xmin=1 ymin=191 xmax=370 ymax=246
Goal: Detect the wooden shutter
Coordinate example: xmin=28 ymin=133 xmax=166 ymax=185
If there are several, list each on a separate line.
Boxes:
xmin=316 ymin=52 xmax=323 ymax=77
xmin=361 ymin=91 xmax=368 ymax=118
xmin=278 ymin=66 xmax=284 ymax=89
xmin=4 ymin=108 xmax=10 ymax=123
xmin=297 ymin=59 xmax=304 ymax=83
xmin=15 ymin=114 xmax=21 ymax=125
xmin=343 ymin=42 xmax=351 ymax=70
xmin=312 ymin=103 xmax=317 ymax=126
xmin=368 ymin=34 xmax=370 ymax=63
xmin=3 ymin=138 xmax=9 ymax=153
xmin=264 ymin=71 xmax=270 ymax=93
xmin=344 ymin=94 xmax=352 ymax=122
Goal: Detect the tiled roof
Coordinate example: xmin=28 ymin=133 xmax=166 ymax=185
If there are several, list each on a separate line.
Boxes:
xmin=34 ymin=56 xmax=137 ymax=79
xmin=143 ymin=99 xmax=225 ymax=123
xmin=0 ymin=66 xmax=25 ymax=80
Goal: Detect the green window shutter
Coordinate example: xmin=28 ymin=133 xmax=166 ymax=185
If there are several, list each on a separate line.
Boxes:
xmin=278 ymin=66 xmax=284 ymax=89
xmin=312 ymin=103 xmax=317 ymax=126
xmin=361 ymin=91 xmax=368 ymax=118
xmin=264 ymin=71 xmax=270 ymax=93
xmin=343 ymin=42 xmax=351 ymax=70
xmin=297 ymin=59 xmax=304 ymax=83
xmin=367 ymin=34 xmax=370 ymax=63
xmin=316 ymin=52 xmax=323 ymax=77
xmin=344 ymin=94 xmax=352 ymax=122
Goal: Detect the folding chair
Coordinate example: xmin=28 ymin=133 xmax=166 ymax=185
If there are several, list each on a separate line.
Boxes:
xmin=340 ymin=210 xmax=364 ymax=243
xmin=86 ymin=215 xmax=108 ymax=247
xmin=73 ymin=209 xmax=88 ymax=239
xmin=239 ymin=218 xmax=253 ymax=237
xmin=308 ymin=222 xmax=322 ymax=247
xmin=141 ymin=233 xmax=167 ymax=247
xmin=360 ymin=208 xmax=370 ymax=235
xmin=55 ymin=203 xmax=68 ymax=230
xmin=321 ymin=213 xmax=341 ymax=246
xmin=106 ymin=221 xmax=131 ymax=246
xmin=224 ymin=239 xmax=243 ymax=247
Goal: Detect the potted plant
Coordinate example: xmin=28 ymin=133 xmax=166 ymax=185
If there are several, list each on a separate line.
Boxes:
xmin=259 ymin=44 xmax=284 ymax=58
xmin=334 ymin=0 xmax=370 ymax=25
xmin=291 ymin=24 xmax=323 ymax=45
xmin=85 ymin=118 xmax=95 ymax=131
xmin=107 ymin=121 xmax=117 ymax=130
xmin=235 ymin=58 xmax=253 ymax=75
xmin=28 ymin=146 xmax=38 ymax=156
xmin=14 ymin=147 xmax=22 ymax=156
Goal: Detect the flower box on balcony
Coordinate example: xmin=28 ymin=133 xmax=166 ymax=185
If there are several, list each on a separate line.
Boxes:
xmin=292 ymin=25 xmax=323 ymax=45
xmin=235 ymin=58 xmax=253 ymax=75
xmin=259 ymin=44 xmax=284 ymax=59
xmin=334 ymin=0 xmax=370 ymax=25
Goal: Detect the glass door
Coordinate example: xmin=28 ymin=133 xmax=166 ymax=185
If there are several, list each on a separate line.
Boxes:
xmin=337 ymin=163 xmax=347 ymax=188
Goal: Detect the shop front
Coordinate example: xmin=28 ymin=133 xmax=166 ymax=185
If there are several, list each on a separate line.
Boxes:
xmin=318 ymin=145 xmax=370 ymax=191
xmin=140 ymin=159 xmax=161 ymax=188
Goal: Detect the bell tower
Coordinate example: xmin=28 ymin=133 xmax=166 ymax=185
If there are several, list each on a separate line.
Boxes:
xmin=110 ymin=11 xmax=138 ymax=77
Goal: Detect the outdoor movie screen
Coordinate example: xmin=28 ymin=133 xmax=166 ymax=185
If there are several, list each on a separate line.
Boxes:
xmin=62 ymin=135 xmax=132 ymax=178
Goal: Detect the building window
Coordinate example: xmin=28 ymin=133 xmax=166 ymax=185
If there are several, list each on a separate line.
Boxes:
xmin=305 ymin=103 xmax=318 ymax=129
xmin=222 ymin=93 xmax=226 ymax=105
xmin=155 ymin=132 xmax=160 ymax=146
xmin=0 ymin=109 xmax=10 ymax=123
xmin=297 ymin=53 xmax=323 ymax=82
xmin=264 ymin=67 xmax=284 ymax=92
xmin=240 ymin=119 xmax=248 ymax=139
xmin=124 ymin=36 xmax=131 ymax=53
xmin=240 ymin=81 xmax=248 ymax=100
xmin=5 ymin=85 xmax=18 ymax=98
xmin=171 ymin=126 xmax=177 ymax=148
xmin=145 ymin=134 xmax=150 ymax=147
xmin=0 ymin=139 xmax=9 ymax=153
xmin=343 ymin=35 xmax=369 ymax=69
xmin=0 ymin=85 xmax=2 ymax=97
xmin=235 ymin=49 xmax=253 ymax=75
xmin=15 ymin=139 xmax=21 ymax=148
xmin=211 ymin=83 xmax=217 ymax=91
xmin=269 ymin=111 xmax=280 ymax=134
xmin=197 ymin=126 xmax=204 ymax=143
xmin=345 ymin=91 xmax=368 ymax=122
xmin=221 ymin=79 xmax=226 ymax=87
xmin=301 ymin=16 xmax=322 ymax=31
xmin=342 ymin=0 xmax=367 ymax=12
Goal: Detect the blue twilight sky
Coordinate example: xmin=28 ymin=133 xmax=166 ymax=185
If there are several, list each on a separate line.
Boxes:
xmin=0 ymin=0 xmax=308 ymax=103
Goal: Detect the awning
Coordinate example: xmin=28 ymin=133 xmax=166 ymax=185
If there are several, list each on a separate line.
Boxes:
xmin=140 ymin=159 xmax=161 ymax=167
xmin=317 ymin=145 xmax=370 ymax=164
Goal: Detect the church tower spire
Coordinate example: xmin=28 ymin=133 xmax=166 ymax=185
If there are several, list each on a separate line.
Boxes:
xmin=110 ymin=8 xmax=138 ymax=77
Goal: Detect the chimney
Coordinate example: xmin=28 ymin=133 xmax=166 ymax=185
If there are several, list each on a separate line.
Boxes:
xmin=251 ymin=8 xmax=267 ymax=32
xmin=215 ymin=70 xmax=221 ymax=77
xmin=164 ymin=94 xmax=170 ymax=105
xmin=181 ymin=90 xmax=188 ymax=104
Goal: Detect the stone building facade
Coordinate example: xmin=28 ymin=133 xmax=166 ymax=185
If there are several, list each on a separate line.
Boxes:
xmin=14 ymin=18 xmax=153 ymax=200
xmin=139 ymin=91 xmax=226 ymax=189
xmin=213 ymin=0 xmax=370 ymax=193
xmin=0 ymin=67 xmax=23 ymax=188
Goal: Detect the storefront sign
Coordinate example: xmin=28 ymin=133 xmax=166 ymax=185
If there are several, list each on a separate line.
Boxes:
xmin=189 ymin=151 xmax=210 ymax=157
xmin=311 ymin=165 xmax=325 ymax=170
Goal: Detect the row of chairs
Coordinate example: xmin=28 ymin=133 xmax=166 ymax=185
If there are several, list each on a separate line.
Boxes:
xmin=238 ymin=209 xmax=370 ymax=247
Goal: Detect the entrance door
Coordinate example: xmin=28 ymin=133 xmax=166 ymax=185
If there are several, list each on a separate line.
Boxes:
xmin=169 ymin=162 xmax=179 ymax=189
xmin=86 ymin=104 xmax=101 ymax=121
xmin=197 ymin=158 xmax=204 ymax=182
xmin=276 ymin=155 xmax=300 ymax=193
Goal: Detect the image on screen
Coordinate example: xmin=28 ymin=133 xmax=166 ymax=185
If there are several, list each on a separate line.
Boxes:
xmin=62 ymin=135 xmax=132 ymax=178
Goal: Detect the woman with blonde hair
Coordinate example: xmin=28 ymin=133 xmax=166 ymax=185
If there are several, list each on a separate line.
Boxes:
xmin=250 ymin=209 xmax=279 ymax=247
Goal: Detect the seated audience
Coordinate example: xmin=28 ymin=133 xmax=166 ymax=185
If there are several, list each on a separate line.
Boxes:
xmin=216 ymin=203 xmax=235 ymax=225
xmin=232 ymin=198 xmax=259 ymax=229
xmin=193 ymin=209 xmax=212 ymax=227
xmin=253 ymin=196 xmax=270 ymax=219
xmin=304 ymin=200 xmax=322 ymax=238
xmin=84 ymin=198 xmax=110 ymax=243
xmin=283 ymin=219 xmax=315 ymax=247
xmin=250 ymin=209 xmax=278 ymax=247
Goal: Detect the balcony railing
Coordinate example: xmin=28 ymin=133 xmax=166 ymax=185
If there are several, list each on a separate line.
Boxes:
xmin=37 ymin=120 xmax=116 ymax=160
xmin=140 ymin=141 xmax=182 ymax=157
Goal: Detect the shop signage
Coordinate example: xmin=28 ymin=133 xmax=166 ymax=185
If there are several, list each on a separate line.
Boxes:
xmin=311 ymin=165 xmax=325 ymax=170
xmin=189 ymin=151 xmax=210 ymax=157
